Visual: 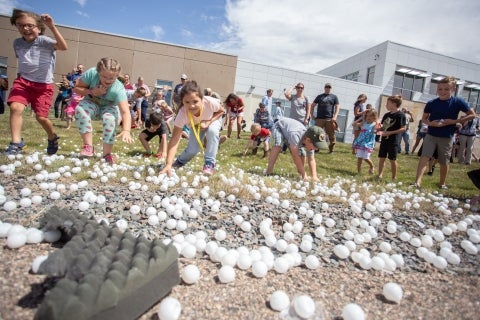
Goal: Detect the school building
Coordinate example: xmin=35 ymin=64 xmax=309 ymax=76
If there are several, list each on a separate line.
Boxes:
xmin=1 ymin=14 xmax=480 ymax=144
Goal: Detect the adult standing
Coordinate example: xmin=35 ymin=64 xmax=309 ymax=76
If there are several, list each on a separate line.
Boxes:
xmin=273 ymin=101 xmax=284 ymax=123
xmin=67 ymin=63 xmax=84 ymax=85
xmin=398 ymin=107 xmax=414 ymax=154
xmin=284 ymin=82 xmax=311 ymax=126
xmin=172 ymin=74 xmax=187 ymax=111
xmin=262 ymin=89 xmax=273 ymax=114
xmin=123 ymin=74 xmax=134 ymax=90
xmin=311 ymin=83 xmax=340 ymax=153
xmin=134 ymin=76 xmax=151 ymax=98
xmin=412 ymin=76 xmax=475 ymax=189
xmin=254 ymin=102 xmax=273 ymax=129
xmin=457 ymin=116 xmax=480 ymax=165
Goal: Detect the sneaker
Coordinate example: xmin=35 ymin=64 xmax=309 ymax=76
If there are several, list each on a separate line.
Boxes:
xmin=202 ymin=162 xmax=215 ymax=175
xmin=144 ymin=150 xmax=153 ymax=157
xmin=409 ymin=182 xmax=421 ymax=189
xmin=172 ymin=159 xmax=184 ymax=168
xmin=440 ymin=185 xmax=448 ymax=190
xmin=80 ymin=144 xmax=94 ymax=157
xmin=4 ymin=140 xmax=26 ymax=155
xmin=47 ymin=134 xmax=59 ymax=155
xmin=103 ymin=153 xmax=116 ymax=164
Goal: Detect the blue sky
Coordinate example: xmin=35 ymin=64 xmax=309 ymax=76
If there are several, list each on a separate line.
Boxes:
xmin=1 ymin=0 xmax=480 ymax=73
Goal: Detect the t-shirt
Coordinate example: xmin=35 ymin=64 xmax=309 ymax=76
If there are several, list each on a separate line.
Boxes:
xmin=250 ymin=128 xmax=270 ymax=140
xmin=226 ymin=97 xmax=244 ymax=113
xmin=288 ymin=94 xmax=310 ymax=123
xmin=380 ymin=111 xmax=407 ymax=141
xmin=81 ymin=68 xmax=127 ymax=107
xmin=274 ymin=117 xmax=308 ymax=148
xmin=314 ymin=93 xmax=339 ymax=119
xmin=14 ymin=35 xmax=56 ymax=83
xmin=174 ymin=96 xmax=222 ymax=128
xmin=425 ymin=96 xmax=471 ymax=138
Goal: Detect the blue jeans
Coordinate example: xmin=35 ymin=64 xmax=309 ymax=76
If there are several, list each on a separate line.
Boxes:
xmin=397 ymin=130 xmax=410 ymax=153
xmin=177 ymin=117 xmax=222 ymax=165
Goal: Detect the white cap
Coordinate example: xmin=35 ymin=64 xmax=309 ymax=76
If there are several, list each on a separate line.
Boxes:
xmin=181 ymin=74 xmax=188 ymax=80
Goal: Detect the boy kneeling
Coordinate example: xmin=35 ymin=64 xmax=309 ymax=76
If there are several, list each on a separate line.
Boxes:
xmin=139 ymin=112 xmax=167 ymax=160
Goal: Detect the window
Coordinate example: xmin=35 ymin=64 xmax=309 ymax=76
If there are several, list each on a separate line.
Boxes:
xmin=0 ymin=56 xmax=7 ymax=77
xmin=430 ymin=74 xmax=461 ymax=96
xmin=154 ymin=79 xmax=173 ymax=105
xmin=341 ymin=71 xmax=359 ymax=82
xmin=366 ymin=66 xmax=375 ymax=85
xmin=392 ymin=69 xmax=426 ymax=101
xmin=462 ymin=84 xmax=480 ymax=113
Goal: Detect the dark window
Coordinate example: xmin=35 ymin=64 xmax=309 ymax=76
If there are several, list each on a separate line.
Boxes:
xmin=366 ymin=66 xmax=375 ymax=85
xmin=461 ymin=87 xmax=480 ymax=113
xmin=393 ymin=71 xmax=425 ymax=101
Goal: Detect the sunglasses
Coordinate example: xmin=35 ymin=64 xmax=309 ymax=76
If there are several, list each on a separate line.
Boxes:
xmin=296 ymin=87 xmax=304 ymax=89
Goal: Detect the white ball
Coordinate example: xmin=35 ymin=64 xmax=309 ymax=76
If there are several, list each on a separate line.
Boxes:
xmin=218 ymin=265 xmax=235 ymax=283
xmin=333 ymin=244 xmax=350 ymax=259
xmin=304 ymin=255 xmax=320 ymax=270
xmin=342 ymin=303 xmax=366 ymax=320
xmin=7 ymin=232 xmax=27 ymax=249
xmin=274 ymin=257 xmax=289 ymax=274
xmin=31 ymin=255 xmax=48 ymax=273
xmin=269 ymin=290 xmax=290 ymax=312
xmin=43 ymin=229 xmax=61 ymax=243
xmin=157 ymin=297 xmax=182 ymax=320
xmin=252 ymin=261 xmax=268 ymax=278
xmin=215 ymin=229 xmax=227 ymax=241
xmin=148 ymin=215 xmax=160 ymax=226
xmin=181 ymin=264 xmax=200 ymax=284
xmin=293 ymin=295 xmax=315 ymax=319
xmin=383 ymin=282 xmax=403 ymax=303
xmin=236 ymin=253 xmax=252 ymax=270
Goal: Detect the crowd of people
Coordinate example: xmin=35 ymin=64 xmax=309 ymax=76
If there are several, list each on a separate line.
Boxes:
xmin=2 ymin=9 xmax=479 ymax=188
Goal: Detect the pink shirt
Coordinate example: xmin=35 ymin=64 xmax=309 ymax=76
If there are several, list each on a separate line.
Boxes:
xmin=174 ymin=96 xmax=222 ymax=128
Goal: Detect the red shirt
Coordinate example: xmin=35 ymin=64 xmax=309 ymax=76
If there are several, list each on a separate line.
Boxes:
xmin=227 ymin=97 xmax=244 ymax=113
xmin=250 ymin=128 xmax=270 ymax=140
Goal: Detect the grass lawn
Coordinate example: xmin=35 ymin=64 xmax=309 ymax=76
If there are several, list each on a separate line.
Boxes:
xmin=1 ymin=108 xmax=479 ymax=200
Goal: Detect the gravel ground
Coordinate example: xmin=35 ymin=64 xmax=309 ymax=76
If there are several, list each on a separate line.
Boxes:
xmin=1 ymin=158 xmax=480 ymax=320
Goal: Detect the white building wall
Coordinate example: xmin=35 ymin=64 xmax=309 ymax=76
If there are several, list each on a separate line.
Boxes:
xmin=234 ymin=59 xmax=383 ymax=143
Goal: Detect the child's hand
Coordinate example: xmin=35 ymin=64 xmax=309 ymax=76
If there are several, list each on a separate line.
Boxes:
xmin=159 ymin=164 xmax=173 ymax=177
xmin=118 ymin=131 xmax=134 ymax=143
xmin=200 ymin=120 xmax=210 ymax=130
xmin=40 ymin=14 xmax=55 ymax=29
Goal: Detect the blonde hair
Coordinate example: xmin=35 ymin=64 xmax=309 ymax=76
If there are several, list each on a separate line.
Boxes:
xmin=250 ymin=123 xmax=261 ymax=134
xmin=96 ymin=58 xmax=121 ymax=74
xmin=364 ymin=109 xmax=378 ymax=121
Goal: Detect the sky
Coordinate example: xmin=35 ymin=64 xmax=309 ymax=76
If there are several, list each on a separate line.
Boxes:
xmin=1 ymin=0 xmax=479 ymax=73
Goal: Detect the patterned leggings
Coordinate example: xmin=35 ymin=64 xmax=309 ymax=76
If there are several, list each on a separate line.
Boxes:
xmin=75 ymin=99 xmax=119 ymax=145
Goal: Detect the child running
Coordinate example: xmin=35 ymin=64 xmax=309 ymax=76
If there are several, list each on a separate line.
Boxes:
xmin=4 ymin=9 xmax=68 ymax=155
xmin=138 ymin=112 xmax=167 ymax=160
xmin=352 ymin=109 xmax=379 ymax=174
xmin=64 ymin=92 xmax=82 ymax=129
xmin=160 ymin=80 xmax=225 ymax=176
xmin=244 ymin=123 xmax=271 ymax=158
xmin=73 ymin=58 xmax=134 ymax=164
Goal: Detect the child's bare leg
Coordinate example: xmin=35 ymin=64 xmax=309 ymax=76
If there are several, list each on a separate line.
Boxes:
xmin=266 ymin=146 xmax=282 ymax=175
xmin=390 ymin=159 xmax=397 ymax=179
xmin=357 ymin=158 xmax=362 ymax=173
xmin=36 ymin=114 xmax=55 ymax=140
xmin=378 ymin=157 xmax=386 ymax=178
xmin=9 ymin=102 xmax=25 ymax=143
xmin=365 ymin=159 xmax=375 ymax=173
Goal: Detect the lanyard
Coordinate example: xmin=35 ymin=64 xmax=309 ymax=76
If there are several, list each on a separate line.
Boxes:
xmin=188 ymin=107 xmax=204 ymax=152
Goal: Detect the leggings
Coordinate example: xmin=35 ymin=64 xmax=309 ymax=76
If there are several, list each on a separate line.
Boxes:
xmin=75 ymin=99 xmax=119 ymax=144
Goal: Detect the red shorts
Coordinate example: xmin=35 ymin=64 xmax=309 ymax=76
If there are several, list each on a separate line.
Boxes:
xmin=7 ymin=77 xmax=54 ymax=117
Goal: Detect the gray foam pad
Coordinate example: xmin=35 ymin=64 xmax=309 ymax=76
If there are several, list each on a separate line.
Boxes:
xmin=34 ymin=207 xmax=180 ymax=320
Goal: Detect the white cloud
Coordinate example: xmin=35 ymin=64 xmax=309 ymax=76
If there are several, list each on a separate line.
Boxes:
xmin=0 ymin=0 xmax=18 ymax=15
xmin=150 ymin=25 xmax=164 ymax=40
xmin=73 ymin=0 xmax=87 ymax=7
xmin=76 ymin=10 xmax=89 ymax=18
xmin=210 ymin=0 xmax=480 ymax=72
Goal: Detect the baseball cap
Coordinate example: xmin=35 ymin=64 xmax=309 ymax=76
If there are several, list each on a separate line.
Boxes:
xmin=324 ymin=83 xmax=332 ymax=88
xmin=304 ymin=126 xmax=328 ymax=150
xmin=181 ymin=74 xmax=188 ymax=80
